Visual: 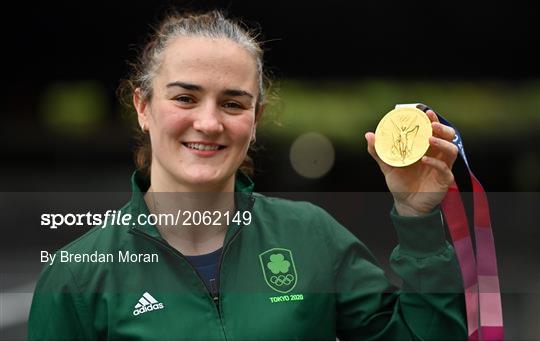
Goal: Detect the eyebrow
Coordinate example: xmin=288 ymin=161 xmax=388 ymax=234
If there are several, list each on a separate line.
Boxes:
xmin=166 ymin=81 xmax=254 ymax=99
xmin=166 ymin=81 xmax=201 ymax=91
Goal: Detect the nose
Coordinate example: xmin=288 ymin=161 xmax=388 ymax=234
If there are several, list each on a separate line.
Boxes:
xmin=192 ymin=103 xmax=224 ymax=135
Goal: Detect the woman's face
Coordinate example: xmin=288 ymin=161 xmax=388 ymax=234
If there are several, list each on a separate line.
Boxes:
xmin=135 ymin=36 xmax=259 ymax=191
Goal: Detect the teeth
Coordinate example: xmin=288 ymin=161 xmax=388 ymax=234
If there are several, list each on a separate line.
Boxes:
xmin=186 ymin=143 xmax=220 ymax=151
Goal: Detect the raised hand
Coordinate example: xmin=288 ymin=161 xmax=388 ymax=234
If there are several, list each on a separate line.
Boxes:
xmin=365 ymin=110 xmax=459 ymax=216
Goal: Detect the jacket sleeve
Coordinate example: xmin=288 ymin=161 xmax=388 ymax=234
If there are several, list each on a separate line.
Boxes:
xmin=332 ymin=206 xmax=467 ymax=340
xmin=28 ymin=261 xmax=94 ymax=340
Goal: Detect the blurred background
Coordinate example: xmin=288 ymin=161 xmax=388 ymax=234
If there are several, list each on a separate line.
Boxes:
xmin=1 ymin=0 xmax=539 ymax=339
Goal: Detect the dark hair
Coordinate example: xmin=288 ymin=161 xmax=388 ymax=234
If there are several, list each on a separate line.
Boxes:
xmin=118 ymin=10 xmax=269 ymax=177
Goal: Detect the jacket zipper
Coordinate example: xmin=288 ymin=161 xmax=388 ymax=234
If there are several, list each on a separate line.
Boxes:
xmin=130 ymin=194 xmax=255 ymax=339
xmin=212 ymin=195 xmax=255 ymax=326
xmin=130 ymin=230 xmax=226 ymax=331
xmin=130 ymin=230 xmax=214 ymax=293
xmin=214 ymin=217 xmax=247 ymax=305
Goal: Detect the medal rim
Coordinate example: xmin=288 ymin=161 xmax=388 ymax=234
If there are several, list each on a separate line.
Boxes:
xmin=374 ymin=107 xmax=432 ymax=167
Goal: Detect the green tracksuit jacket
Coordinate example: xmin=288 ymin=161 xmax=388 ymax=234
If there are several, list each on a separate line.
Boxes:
xmin=28 ymin=171 xmax=466 ymax=340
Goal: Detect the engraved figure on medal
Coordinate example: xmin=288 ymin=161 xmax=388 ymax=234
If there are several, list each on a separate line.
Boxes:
xmin=390 ymin=114 xmax=420 ymax=164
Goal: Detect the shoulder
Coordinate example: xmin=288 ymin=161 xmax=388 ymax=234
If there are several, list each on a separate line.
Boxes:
xmin=251 ymin=192 xmax=333 ymax=221
xmin=252 ymin=192 xmax=322 ymax=213
xmin=36 ymin=201 xmax=135 ymax=290
xmin=249 ymin=193 xmax=374 ymax=275
xmin=60 ymin=201 xmax=133 ymax=254
xmin=250 ymin=192 xmax=357 ymax=240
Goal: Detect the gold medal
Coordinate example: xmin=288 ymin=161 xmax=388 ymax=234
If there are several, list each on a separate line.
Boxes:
xmin=374 ymin=106 xmax=432 ymax=167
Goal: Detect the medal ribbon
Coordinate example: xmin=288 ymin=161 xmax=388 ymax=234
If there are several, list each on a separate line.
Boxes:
xmin=414 ymin=104 xmax=504 ymax=341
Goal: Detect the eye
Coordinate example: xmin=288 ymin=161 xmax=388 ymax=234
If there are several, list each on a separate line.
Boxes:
xmin=223 ymin=101 xmax=244 ymax=110
xmin=174 ymin=95 xmax=195 ymax=104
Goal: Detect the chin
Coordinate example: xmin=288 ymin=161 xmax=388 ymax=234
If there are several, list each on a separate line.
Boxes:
xmin=179 ymin=168 xmax=230 ymax=188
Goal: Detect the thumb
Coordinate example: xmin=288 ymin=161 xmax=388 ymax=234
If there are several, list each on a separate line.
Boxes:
xmin=365 ymin=132 xmax=391 ymax=173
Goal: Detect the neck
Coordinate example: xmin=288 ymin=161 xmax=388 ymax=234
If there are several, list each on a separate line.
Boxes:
xmin=150 ymin=165 xmax=235 ymax=194
xmin=145 ymin=188 xmax=235 ymax=217
xmin=144 ymin=169 xmax=236 ymax=256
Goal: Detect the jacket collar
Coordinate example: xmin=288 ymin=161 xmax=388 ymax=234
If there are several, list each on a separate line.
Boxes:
xmin=127 ymin=170 xmax=255 ymax=242
xmin=130 ymin=169 xmax=255 ymax=195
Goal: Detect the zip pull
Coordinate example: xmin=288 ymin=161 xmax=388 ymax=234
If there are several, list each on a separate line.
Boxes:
xmin=210 ymin=278 xmax=219 ymax=304
xmin=212 ymin=294 xmax=221 ymax=319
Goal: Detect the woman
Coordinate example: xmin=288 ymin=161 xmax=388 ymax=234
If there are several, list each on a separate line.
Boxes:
xmin=29 ymin=10 xmax=466 ymax=340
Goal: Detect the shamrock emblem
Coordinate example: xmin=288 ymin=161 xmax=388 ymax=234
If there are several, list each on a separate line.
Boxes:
xmin=267 ymin=253 xmax=291 ymax=274
xmin=259 ymin=248 xmax=297 ymax=293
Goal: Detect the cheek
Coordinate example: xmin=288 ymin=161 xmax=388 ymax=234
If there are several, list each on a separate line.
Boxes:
xmin=151 ymin=104 xmax=191 ymax=137
xmin=225 ymin=116 xmax=255 ymax=144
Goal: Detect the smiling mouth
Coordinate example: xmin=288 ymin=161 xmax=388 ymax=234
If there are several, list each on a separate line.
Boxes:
xmin=182 ymin=142 xmax=226 ymax=151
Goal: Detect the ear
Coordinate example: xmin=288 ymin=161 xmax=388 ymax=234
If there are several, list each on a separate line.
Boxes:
xmin=252 ymin=104 xmax=265 ymax=141
xmin=133 ymin=88 xmax=150 ymax=132
xmin=255 ymin=103 xmax=265 ymax=123
xmin=251 ymin=125 xmax=257 ymax=143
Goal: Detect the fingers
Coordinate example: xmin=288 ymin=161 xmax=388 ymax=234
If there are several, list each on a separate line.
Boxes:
xmin=428 ymin=136 xmax=459 ymax=166
xmin=425 ymin=109 xmax=458 ymax=179
xmin=427 ymin=109 xmax=456 ymax=142
xmin=426 ymin=109 xmax=440 ymax=123
xmin=432 ymin=121 xmax=456 ymax=142
xmin=421 ymin=155 xmax=455 ymax=185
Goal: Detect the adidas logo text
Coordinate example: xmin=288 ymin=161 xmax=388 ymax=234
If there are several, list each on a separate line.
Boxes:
xmin=133 ymin=292 xmax=165 ymax=316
